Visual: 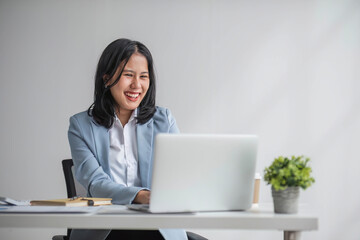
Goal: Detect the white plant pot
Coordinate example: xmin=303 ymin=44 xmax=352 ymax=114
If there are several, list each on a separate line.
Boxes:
xmin=271 ymin=186 xmax=300 ymax=214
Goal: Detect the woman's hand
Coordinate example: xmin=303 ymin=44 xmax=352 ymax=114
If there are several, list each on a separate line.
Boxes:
xmin=133 ymin=190 xmax=150 ymax=204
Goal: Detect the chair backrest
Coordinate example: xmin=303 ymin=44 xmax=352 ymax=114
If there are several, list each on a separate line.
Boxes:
xmin=62 ymin=159 xmax=87 ymax=198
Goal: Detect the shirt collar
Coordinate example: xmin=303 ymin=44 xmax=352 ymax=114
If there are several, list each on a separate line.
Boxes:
xmin=114 ymin=108 xmax=138 ymax=125
xmin=129 ymin=108 xmax=138 ymax=122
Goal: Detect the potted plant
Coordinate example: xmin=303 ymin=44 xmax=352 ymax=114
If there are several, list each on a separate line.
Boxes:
xmin=264 ymin=155 xmax=315 ymax=214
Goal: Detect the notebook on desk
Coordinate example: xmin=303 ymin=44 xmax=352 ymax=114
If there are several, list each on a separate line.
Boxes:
xmin=128 ymin=134 xmax=258 ymax=213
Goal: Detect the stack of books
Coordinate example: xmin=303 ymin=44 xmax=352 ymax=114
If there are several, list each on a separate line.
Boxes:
xmin=30 ymin=197 xmax=112 ymax=207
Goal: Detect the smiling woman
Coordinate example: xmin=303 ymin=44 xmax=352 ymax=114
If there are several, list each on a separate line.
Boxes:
xmin=106 ymin=52 xmax=150 ymax=126
xmin=67 ymin=39 xmax=198 ymax=240
xmin=90 ymin=39 xmax=156 ymax=128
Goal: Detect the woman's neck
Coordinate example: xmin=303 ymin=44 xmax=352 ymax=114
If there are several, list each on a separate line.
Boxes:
xmin=116 ymin=109 xmax=133 ymax=126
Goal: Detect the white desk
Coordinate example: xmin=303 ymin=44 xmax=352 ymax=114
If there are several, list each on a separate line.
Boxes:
xmin=0 ymin=204 xmax=318 ymax=240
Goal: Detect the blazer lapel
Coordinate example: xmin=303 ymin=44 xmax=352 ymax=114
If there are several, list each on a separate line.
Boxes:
xmin=137 ymin=119 xmax=154 ymax=188
xmin=90 ymin=119 xmax=111 ymax=176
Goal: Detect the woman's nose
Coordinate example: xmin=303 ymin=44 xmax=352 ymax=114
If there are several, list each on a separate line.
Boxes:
xmin=131 ymin=77 xmax=141 ymax=88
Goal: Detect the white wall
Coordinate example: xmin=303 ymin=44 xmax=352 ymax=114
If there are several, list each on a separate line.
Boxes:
xmin=0 ymin=0 xmax=359 ymax=239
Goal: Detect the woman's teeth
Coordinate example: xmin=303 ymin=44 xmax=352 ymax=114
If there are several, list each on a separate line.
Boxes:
xmin=125 ymin=93 xmax=139 ymax=98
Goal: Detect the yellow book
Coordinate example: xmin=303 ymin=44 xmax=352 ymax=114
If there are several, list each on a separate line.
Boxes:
xmin=30 ymin=197 xmax=112 ymax=207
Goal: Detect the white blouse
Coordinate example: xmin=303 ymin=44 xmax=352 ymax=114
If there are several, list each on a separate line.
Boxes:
xmin=108 ymin=110 xmax=141 ymax=187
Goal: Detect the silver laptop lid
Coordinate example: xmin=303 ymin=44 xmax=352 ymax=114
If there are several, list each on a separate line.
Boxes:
xmin=149 ymin=134 xmax=258 ymax=213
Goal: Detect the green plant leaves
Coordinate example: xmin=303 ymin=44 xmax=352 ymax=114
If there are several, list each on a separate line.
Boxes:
xmin=264 ymin=155 xmax=315 ymax=190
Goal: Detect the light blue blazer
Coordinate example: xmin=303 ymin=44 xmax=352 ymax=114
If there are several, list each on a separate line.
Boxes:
xmin=68 ymin=106 xmax=187 ymax=240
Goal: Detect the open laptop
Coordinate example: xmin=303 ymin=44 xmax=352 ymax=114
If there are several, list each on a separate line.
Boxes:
xmin=128 ymin=134 xmax=258 ymax=213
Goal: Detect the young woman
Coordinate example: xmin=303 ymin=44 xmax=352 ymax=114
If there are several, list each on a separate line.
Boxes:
xmin=68 ymin=39 xmax=190 ymax=240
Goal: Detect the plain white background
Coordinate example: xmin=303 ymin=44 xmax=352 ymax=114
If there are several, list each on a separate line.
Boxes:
xmin=0 ymin=0 xmax=359 ymax=239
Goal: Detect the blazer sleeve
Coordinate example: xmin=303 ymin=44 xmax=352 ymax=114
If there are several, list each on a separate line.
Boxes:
xmin=68 ymin=115 xmax=146 ymax=205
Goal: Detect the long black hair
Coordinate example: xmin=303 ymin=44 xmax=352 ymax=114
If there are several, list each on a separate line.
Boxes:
xmin=88 ymin=38 xmax=156 ymax=128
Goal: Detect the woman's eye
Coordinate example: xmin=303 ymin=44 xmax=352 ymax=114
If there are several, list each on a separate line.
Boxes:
xmin=141 ymin=75 xmax=149 ymax=79
xmin=124 ymin=73 xmax=133 ymax=77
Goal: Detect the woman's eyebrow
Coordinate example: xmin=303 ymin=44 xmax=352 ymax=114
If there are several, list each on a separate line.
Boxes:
xmin=123 ymin=69 xmax=149 ymax=74
xmin=122 ymin=69 xmax=135 ymax=73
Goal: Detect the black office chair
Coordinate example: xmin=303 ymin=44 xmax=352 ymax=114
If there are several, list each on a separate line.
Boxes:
xmin=53 ymin=159 xmax=207 ymax=240
xmin=62 ymin=159 xmax=87 ymax=198
xmin=52 ymin=159 xmax=84 ymax=240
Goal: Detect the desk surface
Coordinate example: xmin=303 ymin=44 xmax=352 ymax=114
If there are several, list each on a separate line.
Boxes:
xmin=0 ymin=204 xmax=318 ymax=231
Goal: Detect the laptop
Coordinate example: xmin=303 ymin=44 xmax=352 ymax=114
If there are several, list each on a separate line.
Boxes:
xmin=128 ymin=134 xmax=258 ymax=213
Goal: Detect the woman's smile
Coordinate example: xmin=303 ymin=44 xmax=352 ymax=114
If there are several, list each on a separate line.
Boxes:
xmin=124 ymin=91 xmax=141 ymax=102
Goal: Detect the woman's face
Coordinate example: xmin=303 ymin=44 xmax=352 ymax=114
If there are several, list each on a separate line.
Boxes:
xmin=107 ymin=52 xmax=150 ymax=114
